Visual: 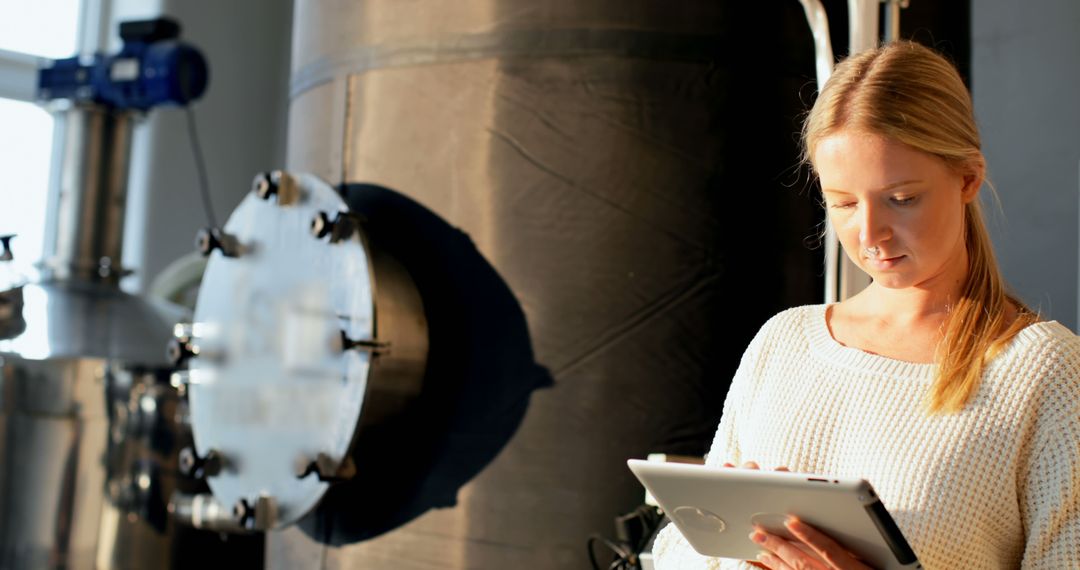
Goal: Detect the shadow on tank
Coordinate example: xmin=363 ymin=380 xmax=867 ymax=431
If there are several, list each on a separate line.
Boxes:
xmin=296 ymin=183 xmax=553 ymax=545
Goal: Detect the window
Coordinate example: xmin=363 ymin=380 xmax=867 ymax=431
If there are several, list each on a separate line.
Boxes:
xmin=0 ymin=0 xmax=84 ymax=280
xmin=0 ymin=99 xmax=54 ymax=269
xmin=0 ymin=1 xmax=82 ymax=59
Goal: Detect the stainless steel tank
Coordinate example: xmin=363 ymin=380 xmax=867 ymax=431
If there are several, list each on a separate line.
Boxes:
xmin=0 ymin=105 xmax=262 ymax=568
xmin=0 ymin=105 xmax=172 ymax=569
xmin=271 ymin=1 xmax=763 ymax=567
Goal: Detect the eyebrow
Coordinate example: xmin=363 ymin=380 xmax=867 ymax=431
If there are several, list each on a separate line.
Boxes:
xmin=822 ymin=180 xmax=923 ymax=195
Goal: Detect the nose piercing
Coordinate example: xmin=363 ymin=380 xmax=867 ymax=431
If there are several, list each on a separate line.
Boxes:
xmin=864 ymin=246 xmax=880 ymax=257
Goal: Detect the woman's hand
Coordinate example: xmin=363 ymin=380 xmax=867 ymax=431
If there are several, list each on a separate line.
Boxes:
xmin=751 ymin=518 xmax=873 ymax=570
xmin=721 ymin=461 xmax=875 ymax=570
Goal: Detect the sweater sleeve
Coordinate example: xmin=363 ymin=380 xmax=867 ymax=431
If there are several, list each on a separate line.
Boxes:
xmin=1018 ymin=392 xmax=1080 ymax=568
xmin=702 ymin=316 xmax=772 ymax=469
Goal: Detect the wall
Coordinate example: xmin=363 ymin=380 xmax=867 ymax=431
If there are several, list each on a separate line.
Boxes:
xmin=117 ymin=0 xmax=293 ymax=293
xmin=972 ymin=0 xmax=1080 ymax=330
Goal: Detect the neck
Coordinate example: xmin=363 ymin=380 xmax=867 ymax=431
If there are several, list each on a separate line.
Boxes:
xmin=861 ymin=244 xmax=970 ymax=325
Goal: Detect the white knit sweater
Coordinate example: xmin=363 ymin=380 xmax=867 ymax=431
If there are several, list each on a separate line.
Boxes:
xmin=652 ymin=305 xmax=1080 ymax=570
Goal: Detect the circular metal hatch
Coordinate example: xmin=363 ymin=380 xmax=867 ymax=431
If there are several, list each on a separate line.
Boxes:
xmin=183 ymin=172 xmax=427 ymax=529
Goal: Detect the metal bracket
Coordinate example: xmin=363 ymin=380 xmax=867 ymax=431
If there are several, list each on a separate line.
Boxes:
xmin=195 ymin=227 xmax=244 ymax=258
xmin=339 ymin=330 xmax=391 ymax=355
xmin=233 ymin=494 xmax=278 ymax=531
xmin=294 ymin=452 xmax=357 ymax=483
xmin=252 ymin=170 xmax=302 ymax=205
xmin=310 ymin=210 xmax=364 ymax=243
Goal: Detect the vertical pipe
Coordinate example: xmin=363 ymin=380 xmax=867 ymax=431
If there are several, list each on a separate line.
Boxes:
xmin=884 ymin=1 xmax=902 ymax=42
xmin=45 ymin=105 xmax=135 ymax=286
xmin=797 ymin=0 xmax=840 ymax=304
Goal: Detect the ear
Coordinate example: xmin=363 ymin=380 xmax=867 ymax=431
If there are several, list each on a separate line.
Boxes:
xmin=959 ymin=156 xmax=985 ymax=204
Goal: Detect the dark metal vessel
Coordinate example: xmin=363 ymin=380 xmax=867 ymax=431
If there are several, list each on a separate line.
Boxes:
xmin=268 ymin=1 xmax=806 ymax=567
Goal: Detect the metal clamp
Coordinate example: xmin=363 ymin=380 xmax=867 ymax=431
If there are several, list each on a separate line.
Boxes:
xmin=252 ymin=170 xmax=302 ymax=205
xmin=294 ymin=452 xmax=357 ymax=483
xmin=195 ymin=227 xmax=243 ymax=258
xmin=339 ymin=330 xmax=390 ymax=355
xmin=310 ymin=211 xmax=363 ymax=243
xmin=233 ymin=494 xmax=278 ymax=531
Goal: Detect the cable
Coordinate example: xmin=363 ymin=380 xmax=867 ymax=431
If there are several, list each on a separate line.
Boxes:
xmin=631 ymin=505 xmax=664 ymax=554
xmin=185 ymin=105 xmax=218 ymax=229
xmin=589 ymin=504 xmax=664 ymax=570
xmin=588 ymin=534 xmax=633 ymax=570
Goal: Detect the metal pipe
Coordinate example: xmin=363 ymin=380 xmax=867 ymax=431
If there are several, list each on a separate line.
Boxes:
xmin=882 ymin=0 xmax=910 ymax=43
xmin=169 ymin=493 xmax=251 ymax=534
xmin=848 ymin=0 xmax=881 ymax=53
xmin=798 ymin=0 xmax=835 ymax=87
xmin=44 ymin=104 xmax=136 ymax=286
xmin=797 ymin=0 xmax=841 ymax=303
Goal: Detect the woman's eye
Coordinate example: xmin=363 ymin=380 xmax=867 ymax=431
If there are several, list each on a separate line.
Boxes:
xmin=830 ymin=202 xmax=856 ymax=209
xmin=892 ymin=196 xmax=918 ymax=206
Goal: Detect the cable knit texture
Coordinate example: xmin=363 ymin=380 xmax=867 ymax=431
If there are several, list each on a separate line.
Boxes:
xmin=652 ymin=304 xmax=1080 ymax=570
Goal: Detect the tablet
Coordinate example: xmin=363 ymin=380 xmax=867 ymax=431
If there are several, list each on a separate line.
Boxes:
xmin=627 ymin=459 xmax=922 ymax=569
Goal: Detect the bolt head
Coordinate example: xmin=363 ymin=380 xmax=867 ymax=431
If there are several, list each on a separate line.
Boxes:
xmin=252 ymin=172 xmax=275 ymax=200
xmin=166 ymin=337 xmax=189 ymax=366
xmin=233 ymin=498 xmax=253 ymax=523
xmin=202 ymin=449 xmax=223 ymax=476
xmin=194 ymin=228 xmax=215 ymax=256
xmin=311 ymin=211 xmax=332 ymax=239
xmin=178 ymin=447 xmax=197 ymax=476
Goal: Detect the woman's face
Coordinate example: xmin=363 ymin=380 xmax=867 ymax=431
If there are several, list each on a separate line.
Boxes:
xmin=814 ymin=130 xmax=981 ymax=291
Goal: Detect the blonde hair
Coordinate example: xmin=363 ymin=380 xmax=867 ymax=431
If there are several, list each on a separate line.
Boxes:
xmin=802 ymin=40 xmax=1037 ymax=413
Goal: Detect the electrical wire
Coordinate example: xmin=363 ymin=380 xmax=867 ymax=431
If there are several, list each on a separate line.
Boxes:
xmin=632 ymin=505 xmax=664 ymax=554
xmin=185 ymin=106 xmax=218 ymax=229
xmin=588 ymin=505 xmax=664 ymax=570
xmin=588 ymin=534 xmax=634 ymax=570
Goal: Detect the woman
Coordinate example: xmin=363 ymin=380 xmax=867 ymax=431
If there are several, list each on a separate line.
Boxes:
xmin=652 ymin=40 xmax=1080 ymax=569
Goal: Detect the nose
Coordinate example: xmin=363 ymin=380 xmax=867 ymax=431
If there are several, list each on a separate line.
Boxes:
xmin=857 ymin=201 xmax=892 ymax=248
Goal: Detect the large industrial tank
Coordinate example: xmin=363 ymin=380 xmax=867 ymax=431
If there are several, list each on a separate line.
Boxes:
xmin=267 ymin=1 xmax=809 ymax=567
xmin=171 ymin=1 xmax=970 ymax=568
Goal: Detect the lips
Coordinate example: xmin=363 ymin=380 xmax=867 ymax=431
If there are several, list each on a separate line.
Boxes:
xmin=865 ymin=255 xmax=905 ymax=270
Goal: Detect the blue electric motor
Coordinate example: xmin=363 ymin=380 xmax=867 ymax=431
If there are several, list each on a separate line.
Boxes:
xmin=38 ymin=17 xmax=208 ymax=110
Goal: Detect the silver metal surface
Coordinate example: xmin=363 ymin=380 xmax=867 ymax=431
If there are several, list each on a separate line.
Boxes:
xmin=44 ymin=105 xmax=135 ymax=284
xmin=0 ymin=358 xmax=110 ymax=569
xmin=0 ymin=281 xmax=183 ymax=363
xmin=279 ymin=0 xmax=737 ymax=567
xmin=0 ymin=94 xmax=254 ymax=568
xmin=0 ymin=358 xmax=182 ymax=569
xmin=186 ymin=173 xmax=427 ymax=528
xmin=169 ymin=493 xmax=250 ymax=533
xmin=882 ymin=0 xmax=909 ymax=43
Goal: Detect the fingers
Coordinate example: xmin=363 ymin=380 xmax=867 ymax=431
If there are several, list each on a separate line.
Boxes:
xmin=719 ymin=460 xmax=790 ymax=472
xmin=785 ymin=518 xmax=872 ymax=569
xmin=751 ymin=529 xmax=829 ymax=570
xmin=756 ymin=552 xmax=792 ymax=569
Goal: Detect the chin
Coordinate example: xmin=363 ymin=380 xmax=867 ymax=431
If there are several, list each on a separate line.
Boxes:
xmin=863 ymin=271 xmax=915 ymax=290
